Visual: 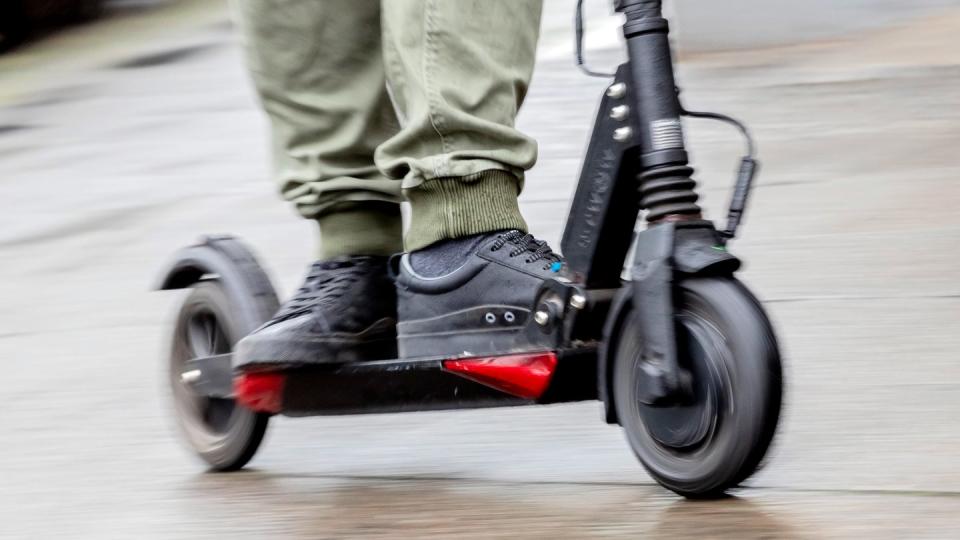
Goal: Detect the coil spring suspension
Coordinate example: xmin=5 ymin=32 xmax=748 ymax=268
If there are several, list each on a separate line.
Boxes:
xmin=638 ymin=165 xmax=702 ymax=222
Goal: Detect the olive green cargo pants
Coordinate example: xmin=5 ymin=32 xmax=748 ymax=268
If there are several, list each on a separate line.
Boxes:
xmin=234 ymin=0 xmax=543 ymax=257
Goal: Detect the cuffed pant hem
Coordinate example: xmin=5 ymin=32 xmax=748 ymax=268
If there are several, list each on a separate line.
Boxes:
xmin=404 ymin=169 xmax=527 ymax=251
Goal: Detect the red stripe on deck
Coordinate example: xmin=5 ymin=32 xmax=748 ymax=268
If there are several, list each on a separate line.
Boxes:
xmin=442 ymin=352 xmax=558 ymax=400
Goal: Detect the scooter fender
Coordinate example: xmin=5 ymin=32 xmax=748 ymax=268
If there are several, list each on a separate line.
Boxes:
xmin=154 ymin=235 xmax=279 ymax=329
xmin=598 ymin=221 xmax=740 ymax=424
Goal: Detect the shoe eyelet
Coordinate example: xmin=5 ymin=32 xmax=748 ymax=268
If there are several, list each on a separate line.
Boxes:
xmin=484 ymin=312 xmax=497 ymax=324
xmin=504 ymin=312 xmax=515 ymax=323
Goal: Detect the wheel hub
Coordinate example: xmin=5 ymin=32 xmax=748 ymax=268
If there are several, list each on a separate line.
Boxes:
xmin=635 ymin=317 xmax=725 ymax=449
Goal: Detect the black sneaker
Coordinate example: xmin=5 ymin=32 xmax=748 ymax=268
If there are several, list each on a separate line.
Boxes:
xmin=234 ymin=256 xmax=397 ymax=371
xmin=395 ymin=230 xmax=565 ymax=359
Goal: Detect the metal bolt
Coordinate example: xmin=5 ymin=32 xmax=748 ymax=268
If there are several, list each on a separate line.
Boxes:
xmin=613 ymin=127 xmax=633 ymax=142
xmin=569 ymin=294 xmax=587 ymax=310
xmin=534 ymin=310 xmax=550 ymax=326
xmin=180 ymin=369 xmax=201 ymax=384
xmin=606 ymin=82 xmax=627 ymax=99
xmin=610 ymin=105 xmax=629 ymax=121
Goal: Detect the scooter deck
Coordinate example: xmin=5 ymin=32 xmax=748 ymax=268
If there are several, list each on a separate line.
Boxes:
xmin=184 ymin=347 xmax=599 ymax=417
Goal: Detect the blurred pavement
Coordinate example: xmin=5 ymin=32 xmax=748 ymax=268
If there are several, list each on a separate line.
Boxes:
xmin=671 ymin=0 xmax=960 ymax=49
xmin=1 ymin=0 xmax=959 ymax=537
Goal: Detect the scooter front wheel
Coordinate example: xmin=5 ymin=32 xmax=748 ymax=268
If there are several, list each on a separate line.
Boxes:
xmin=613 ymin=277 xmax=783 ymax=498
xmin=168 ymin=281 xmax=270 ymax=471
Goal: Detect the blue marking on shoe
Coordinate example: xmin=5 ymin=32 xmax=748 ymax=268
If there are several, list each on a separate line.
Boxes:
xmin=550 ymin=262 xmax=563 ymax=272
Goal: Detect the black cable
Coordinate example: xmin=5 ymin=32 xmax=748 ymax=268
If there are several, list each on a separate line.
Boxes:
xmin=575 ymin=0 xmax=616 ymax=78
xmin=680 ymin=105 xmax=759 ymax=242
xmin=680 ymin=106 xmax=757 ymax=158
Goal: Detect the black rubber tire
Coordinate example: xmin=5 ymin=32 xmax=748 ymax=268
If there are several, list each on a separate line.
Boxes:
xmin=169 ymin=281 xmax=270 ymax=471
xmin=613 ymin=277 xmax=782 ymax=498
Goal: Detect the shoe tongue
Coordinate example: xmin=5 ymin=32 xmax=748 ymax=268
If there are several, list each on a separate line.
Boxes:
xmin=315 ymin=255 xmax=386 ymax=271
xmin=316 ymin=258 xmax=355 ymax=271
xmin=501 ymin=230 xmax=537 ymax=251
xmin=501 ymin=231 xmax=563 ymax=266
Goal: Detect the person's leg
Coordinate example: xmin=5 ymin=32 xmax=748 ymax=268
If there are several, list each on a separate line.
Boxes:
xmin=233 ymin=0 xmax=400 ymax=370
xmin=378 ymin=0 xmax=543 ymax=251
xmin=378 ymin=1 xmax=566 ymax=359
xmin=234 ymin=0 xmax=403 ymax=259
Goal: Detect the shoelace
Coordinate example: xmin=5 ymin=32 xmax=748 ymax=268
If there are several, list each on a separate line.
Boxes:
xmin=490 ymin=230 xmax=564 ymax=271
xmin=272 ymin=258 xmax=375 ymax=322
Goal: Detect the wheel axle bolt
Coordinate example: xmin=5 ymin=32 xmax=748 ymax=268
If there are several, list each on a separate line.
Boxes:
xmin=610 ymin=105 xmax=629 ymax=121
xmin=606 ymin=82 xmax=627 ymax=99
xmin=181 ymin=369 xmax=201 ymax=384
xmin=613 ymin=127 xmax=633 ymax=142
xmin=534 ymin=310 xmax=550 ymax=326
xmin=569 ymin=294 xmax=587 ymax=310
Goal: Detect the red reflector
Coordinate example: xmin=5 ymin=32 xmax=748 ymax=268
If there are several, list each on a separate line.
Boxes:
xmin=442 ymin=352 xmax=558 ymax=400
xmin=234 ymin=372 xmax=286 ymax=414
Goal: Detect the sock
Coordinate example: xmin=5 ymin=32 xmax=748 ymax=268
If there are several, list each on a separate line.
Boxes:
xmin=408 ymin=230 xmax=509 ymax=278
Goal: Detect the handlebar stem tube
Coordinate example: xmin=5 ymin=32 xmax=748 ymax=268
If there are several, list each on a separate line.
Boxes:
xmin=615 ymin=0 xmax=702 ymax=222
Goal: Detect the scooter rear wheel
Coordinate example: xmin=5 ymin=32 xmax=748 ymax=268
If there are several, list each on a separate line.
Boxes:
xmin=613 ymin=277 xmax=782 ymax=498
xmin=169 ymin=281 xmax=270 ymax=471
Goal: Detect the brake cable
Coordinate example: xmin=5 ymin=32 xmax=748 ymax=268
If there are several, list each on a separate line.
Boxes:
xmin=681 ymin=105 xmax=760 ymax=243
xmin=575 ymin=0 xmax=616 ymax=78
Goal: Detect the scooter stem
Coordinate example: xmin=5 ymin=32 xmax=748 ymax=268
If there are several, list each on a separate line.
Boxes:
xmin=615 ymin=0 xmax=702 ymax=222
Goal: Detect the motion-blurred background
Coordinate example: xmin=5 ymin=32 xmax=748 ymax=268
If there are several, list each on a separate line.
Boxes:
xmin=1 ymin=0 xmax=959 ymax=537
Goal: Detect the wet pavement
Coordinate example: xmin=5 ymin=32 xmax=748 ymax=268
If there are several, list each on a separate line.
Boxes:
xmin=2 ymin=0 xmax=960 ymax=537
xmin=671 ymin=0 xmax=960 ymax=49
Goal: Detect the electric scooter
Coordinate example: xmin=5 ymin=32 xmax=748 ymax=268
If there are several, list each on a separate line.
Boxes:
xmin=157 ymin=0 xmax=782 ymax=498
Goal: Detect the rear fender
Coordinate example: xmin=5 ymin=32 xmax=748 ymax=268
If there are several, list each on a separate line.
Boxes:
xmin=154 ymin=235 xmax=279 ymax=329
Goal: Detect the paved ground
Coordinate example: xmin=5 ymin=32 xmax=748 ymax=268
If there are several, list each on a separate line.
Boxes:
xmin=2 ymin=1 xmax=959 ymax=537
xmin=671 ymin=0 xmax=960 ymax=49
